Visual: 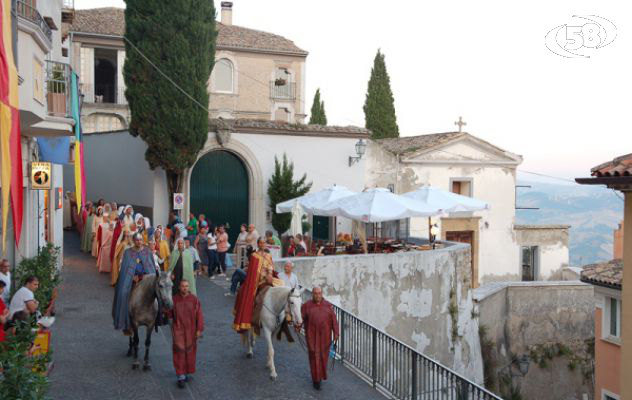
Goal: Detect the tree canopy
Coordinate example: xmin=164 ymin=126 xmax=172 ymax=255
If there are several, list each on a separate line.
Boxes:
xmin=363 ymin=49 xmax=399 ymax=139
xmin=309 ymin=88 xmax=327 ymax=125
xmin=124 ymin=0 xmax=216 ymax=201
xmin=267 ymin=154 xmax=312 ymax=235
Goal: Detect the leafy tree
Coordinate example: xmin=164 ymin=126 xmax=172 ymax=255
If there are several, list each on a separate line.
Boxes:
xmin=363 ymin=49 xmax=399 ymax=138
xmin=267 ymin=154 xmax=312 ymax=235
xmin=309 ymin=88 xmax=327 ymax=125
xmin=11 ymin=243 xmax=61 ymax=311
xmin=124 ymin=0 xmax=216 ymax=208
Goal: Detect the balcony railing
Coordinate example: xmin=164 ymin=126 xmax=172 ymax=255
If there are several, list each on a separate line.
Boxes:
xmin=62 ymin=0 xmax=75 ymax=8
xmin=45 ymin=61 xmax=72 ymax=118
xmin=301 ymin=291 xmax=502 ymax=400
xmin=270 ymin=81 xmax=296 ymax=100
xmin=16 ymin=0 xmax=52 ymax=42
xmin=80 ymin=83 xmax=127 ymax=105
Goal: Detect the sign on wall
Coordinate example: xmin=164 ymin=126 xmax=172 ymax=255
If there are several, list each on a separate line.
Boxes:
xmin=173 ymin=193 xmax=185 ymax=210
xmin=30 ymin=162 xmax=52 ymax=190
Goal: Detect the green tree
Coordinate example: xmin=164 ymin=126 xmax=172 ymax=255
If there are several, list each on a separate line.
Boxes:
xmin=124 ymin=0 xmax=216 ymax=208
xmin=363 ymin=49 xmax=399 ymax=138
xmin=309 ymin=88 xmax=327 ymax=125
xmin=267 ymin=154 xmax=312 ymax=235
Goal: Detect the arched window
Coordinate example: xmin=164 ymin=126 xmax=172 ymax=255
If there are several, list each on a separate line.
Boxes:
xmin=212 ymin=58 xmax=234 ymax=93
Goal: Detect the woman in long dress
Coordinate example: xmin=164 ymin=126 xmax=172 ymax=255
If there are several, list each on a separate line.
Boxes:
xmin=97 ymin=213 xmax=117 ymax=273
xmin=169 ymin=238 xmax=196 ymax=296
xmin=111 ymin=230 xmax=132 ymax=286
xmin=81 ymin=204 xmax=95 ymax=253
xmin=63 ymin=191 xmax=72 ymax=229
xmin=91 ymin=207 xmax=104 ymax=257
xmin=153 ymin=226 xmax=171 ymax=272
xmin=234 ymin=224 xmax=248 ymax=268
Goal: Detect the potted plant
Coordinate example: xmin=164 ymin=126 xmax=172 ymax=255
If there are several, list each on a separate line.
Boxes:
xmin=274 ymin=77 xmax=287 ymax=86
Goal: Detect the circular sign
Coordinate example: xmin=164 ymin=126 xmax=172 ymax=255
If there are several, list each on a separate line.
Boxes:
xmin=173 ymin=193 xmax=185 ymax=210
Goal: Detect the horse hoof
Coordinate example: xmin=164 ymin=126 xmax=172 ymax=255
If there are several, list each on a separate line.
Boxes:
xmin=132 ymin=363 xmax=140 ymax=370
xmin=143 ymin=364 xmax=151 ymax=371
xmin=269 ymin=375 xmax=277 ymax=381
xmin=246 ymin=353 xmax=253 ymax=359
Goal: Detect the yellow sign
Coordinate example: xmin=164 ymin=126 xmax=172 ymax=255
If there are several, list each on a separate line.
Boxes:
xmin=31 ymin=162 xmax=52 ymax=190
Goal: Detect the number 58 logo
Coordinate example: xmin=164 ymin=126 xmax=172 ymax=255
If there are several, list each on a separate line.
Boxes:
xmin=545 ymin=15 xmax=617 ymax=58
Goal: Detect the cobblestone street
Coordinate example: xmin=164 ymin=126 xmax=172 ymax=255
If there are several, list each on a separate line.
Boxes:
xmin=48 ymin=232 xmax=383 ymax=400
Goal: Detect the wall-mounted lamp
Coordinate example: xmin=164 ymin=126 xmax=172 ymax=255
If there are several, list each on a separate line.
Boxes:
xmin=348 ymin=138 xmax=367 ymax=167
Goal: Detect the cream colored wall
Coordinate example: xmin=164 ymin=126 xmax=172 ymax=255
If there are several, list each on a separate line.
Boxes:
xmin=209 ymin=50 xmax=306 ymax=122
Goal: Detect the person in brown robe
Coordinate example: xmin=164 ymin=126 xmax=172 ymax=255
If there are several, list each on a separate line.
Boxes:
xmin=300 ymin=287 xmax=339 ymax=390
xmin=168 ymin=279 xmax=204 ymax=389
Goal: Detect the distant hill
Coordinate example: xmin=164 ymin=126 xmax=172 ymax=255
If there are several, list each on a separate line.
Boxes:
xmin=516 ymin=180 xmax=623 ymax=266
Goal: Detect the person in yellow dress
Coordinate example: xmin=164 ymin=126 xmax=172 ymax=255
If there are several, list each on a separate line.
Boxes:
xmin=153 ymin=226 xmax=171 ymax=272
xmin=111 ymin=230 xmax=133 ymax=286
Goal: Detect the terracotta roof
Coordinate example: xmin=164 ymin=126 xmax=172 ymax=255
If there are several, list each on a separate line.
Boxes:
xmin=209 ymin=118 xmax=369 ymax=138
xmin=514 ymin=224 xmax=570 ymax=230
xmin=71 ymin=8 xmax=307 ymax=55
xmin=591 ymin=153 xmax=632 ymax=177
xmin=580 ymin=259 xmax=623 ymax=289
xmin=377 ymin=132 xmax=465 ymax=155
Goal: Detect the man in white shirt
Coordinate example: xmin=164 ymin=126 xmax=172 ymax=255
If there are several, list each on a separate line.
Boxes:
xmin=280 ymin=261 xmax=299 ymax=290
xmin=0 ymin=259 xmax=11 ymax=304
xmin=9 ymin=275 xmax=39 ymax=319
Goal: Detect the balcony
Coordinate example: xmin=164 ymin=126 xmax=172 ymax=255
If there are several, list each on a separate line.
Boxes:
xmin=270 ymin=80 xmax=296 ymax=101
xmin=16 ymin=0 xmax=52 ymax=43
xmin=62 ymin=0 xmax=75 ymax=24
xmin=45 ymin=61 xmax=72 ymax=118
xmin=80 ymin=84 xmax=127 ymax=106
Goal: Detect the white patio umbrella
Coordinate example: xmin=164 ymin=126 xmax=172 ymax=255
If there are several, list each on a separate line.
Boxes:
xmin=402 ymin=186 xmax=489 ymax=213
xmin=275 ymin=185 xmax=357 ymax=214
xmin=315 ymin=188 xmax=441 ymax=223
xmin=289 ymin=202 xmax=303 ymax=237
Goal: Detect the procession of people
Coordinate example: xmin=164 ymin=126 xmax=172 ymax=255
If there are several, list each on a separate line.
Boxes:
xmin=69 ymin=199 xmax=340 ymax=391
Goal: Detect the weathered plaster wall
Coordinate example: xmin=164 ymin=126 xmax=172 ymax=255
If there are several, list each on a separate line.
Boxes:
xmin=278 ymin=243 xmax=484 ymax=383
xmin=514 ymin=226 xmax=570 ymax=280
xmin=475 ymin=282 xmax=594 ymax=399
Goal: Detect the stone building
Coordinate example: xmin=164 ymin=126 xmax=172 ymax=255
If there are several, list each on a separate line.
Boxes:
xmin=365 ymin=130 xmax=570 ymax=285
xmin=67 ymin=2 xmax=307 ymax=134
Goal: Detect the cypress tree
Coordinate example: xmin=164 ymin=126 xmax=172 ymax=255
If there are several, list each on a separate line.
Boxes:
xmin=363 ymin=49 xmax=399 ymax=138
xmin=267 ymin=154 xmax=312 ymax=235
xmin=124 ymin=0 xmax=216 ymax=208
xmin=309 ymin=88 xmax=327 ymax=125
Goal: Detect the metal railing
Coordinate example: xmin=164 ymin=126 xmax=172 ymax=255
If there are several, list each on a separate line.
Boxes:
xmin=80 ymin=83 xmax=127 ymax=105
xmin=45 ymin=61 xmax=72 ymax=118
xmin=62 ymin=0 xmax=75 ymax=8
xmin=270 ymin=81 xmax=296 ymax=100
xmin=16 ymin=0 xmax=52 ymax=42
xmin=301 ymin=291 xmax=502 ymax=400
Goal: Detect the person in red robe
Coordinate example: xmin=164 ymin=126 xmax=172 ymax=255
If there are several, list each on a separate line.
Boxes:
xmin=168 ymin=279 xmax=204 ymax=389
xmin=300 ymin=287 xmax=339 ymax=390
xmin=109 ymin=218 xmax=123 ymax=264
xmin=0 ymin=280 xmax=8 ymax=343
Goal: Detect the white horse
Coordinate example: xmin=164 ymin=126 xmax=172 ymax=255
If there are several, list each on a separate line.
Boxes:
xmin=243 ymin=286 xmax=304 ymax=380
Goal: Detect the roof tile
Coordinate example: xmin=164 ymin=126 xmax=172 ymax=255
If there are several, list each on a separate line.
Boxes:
xmin=591 ymin=153 xmax=632 ymax=177
xmin=580 ymin=259 xmax=623 ymax=288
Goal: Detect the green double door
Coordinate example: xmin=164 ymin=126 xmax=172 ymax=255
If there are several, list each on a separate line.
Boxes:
xmin=190 ymin=150 xmax=249 ymax=246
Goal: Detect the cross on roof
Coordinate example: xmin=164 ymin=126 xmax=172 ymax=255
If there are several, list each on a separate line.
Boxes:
xmin=454 ymin=116 xmax=467 ymax=132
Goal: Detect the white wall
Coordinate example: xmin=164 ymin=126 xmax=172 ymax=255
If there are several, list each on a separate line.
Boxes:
xmin=539 ymin=242 xmax=570 ymax=279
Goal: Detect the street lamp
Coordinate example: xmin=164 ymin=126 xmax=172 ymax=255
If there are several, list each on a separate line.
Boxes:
xmin=518 ymin=354 xmax=530 ymax=377
xmin=349 ymin=138 xmax=367 ymax=167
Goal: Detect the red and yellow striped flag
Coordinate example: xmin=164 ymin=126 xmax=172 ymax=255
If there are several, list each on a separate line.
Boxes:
xmin=0 ymin=0 xmax=24 ymax=251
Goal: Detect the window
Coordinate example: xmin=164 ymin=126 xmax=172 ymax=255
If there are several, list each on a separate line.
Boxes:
xmin=521 ymin=246 xmax=539 ymax=281
xmin=212 ymin=58 xmax=233 ymax=93
xmin=602 ymin=389 xmax=620 ymax=400
xmin=605 ymin=296 xmax=621 ymax=340
xmin=450 ymin=178 xmax=472 ymax=197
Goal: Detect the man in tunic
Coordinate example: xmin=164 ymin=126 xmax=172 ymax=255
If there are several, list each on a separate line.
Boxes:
xmin=112 ymin=233 xmax=157 ymax=334
xmin=300 ymin=287 xmax=339 ymax=390
xmin=169 ymin=238 xmax=196 ymax=296
xmin=232 ymin=237 xmax=283 ymax=333
xmin=168 ymin=279 xmax=204 ymax=389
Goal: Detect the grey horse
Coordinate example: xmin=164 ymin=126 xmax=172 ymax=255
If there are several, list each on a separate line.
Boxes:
xmin=244 ymin=286 xmax=304 ymax=380
xmin=128 ymin=271 xmax=173 ymax=371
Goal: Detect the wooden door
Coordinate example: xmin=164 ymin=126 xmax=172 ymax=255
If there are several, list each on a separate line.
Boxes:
xmin=446 ymin=230 xmax=474 ymax=284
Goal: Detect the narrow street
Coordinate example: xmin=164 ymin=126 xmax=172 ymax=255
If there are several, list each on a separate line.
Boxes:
xmin=48 ymin=232 xmax=383 ymax=400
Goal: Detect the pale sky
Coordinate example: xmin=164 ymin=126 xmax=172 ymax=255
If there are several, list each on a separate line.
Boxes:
xmin=75 ymin=0 xmax=630 ymax=182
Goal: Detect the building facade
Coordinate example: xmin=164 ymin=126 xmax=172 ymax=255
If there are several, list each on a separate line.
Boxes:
xmin=67 ymin=2 xmax=307 ymax=135
xmin=581 ymin=259 xmax=622 ymax=400
xmin=365 ymin=131 xmax=570 ymax=285
xmin=5 ymin=0 xmax=76 ymax=264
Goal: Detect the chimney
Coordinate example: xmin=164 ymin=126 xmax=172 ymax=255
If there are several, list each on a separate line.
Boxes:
xmin=221 ymin=2 xmax=233 ymax=25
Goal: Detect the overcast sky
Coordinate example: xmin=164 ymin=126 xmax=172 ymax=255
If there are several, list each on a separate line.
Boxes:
xmin=75 ymin=0 xmax=629 ymax=183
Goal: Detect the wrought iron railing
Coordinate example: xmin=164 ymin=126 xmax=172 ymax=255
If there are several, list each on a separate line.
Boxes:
xmin=45 ymin=61 xmax=72 ymax=118
xmin=80 ymin=83 xmax=127 ymax=105
xmin=16 ymin=0 xmax=52 ymax=42
xmin=301 ymin=291 xmax=502 ymax=400
xmin=270 ymin=81 xmax=296 ymax=100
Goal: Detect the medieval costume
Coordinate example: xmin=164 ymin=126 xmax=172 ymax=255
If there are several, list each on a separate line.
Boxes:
xmin=63 ymin=191 xmax=72 ymax=229
xmin=168 ymin=291 xmax=204 ymax=382
xmin=97 ymin=215 xmax=116 ymax=273
xmin=111 ymin=232 xmax=133 ymax=286
xmin=81 ymin=208 xmax=94 ymax=253
xmin=109 ymin=218 xmax=124 ymax=265
xmin=301 ymin=298 xmax=339 ymax=386
xmin=232 ymin=250 xmax=282 ymax=333
xmin=169 ymin=241 xmax=196 ymax=296
xmin=91 ymin=207 xmax=104 ymax=257
xmin=156 ymin=232 xmax=171 ymax=272
xmin=112 ymin=244 xmax=156 ymax=332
